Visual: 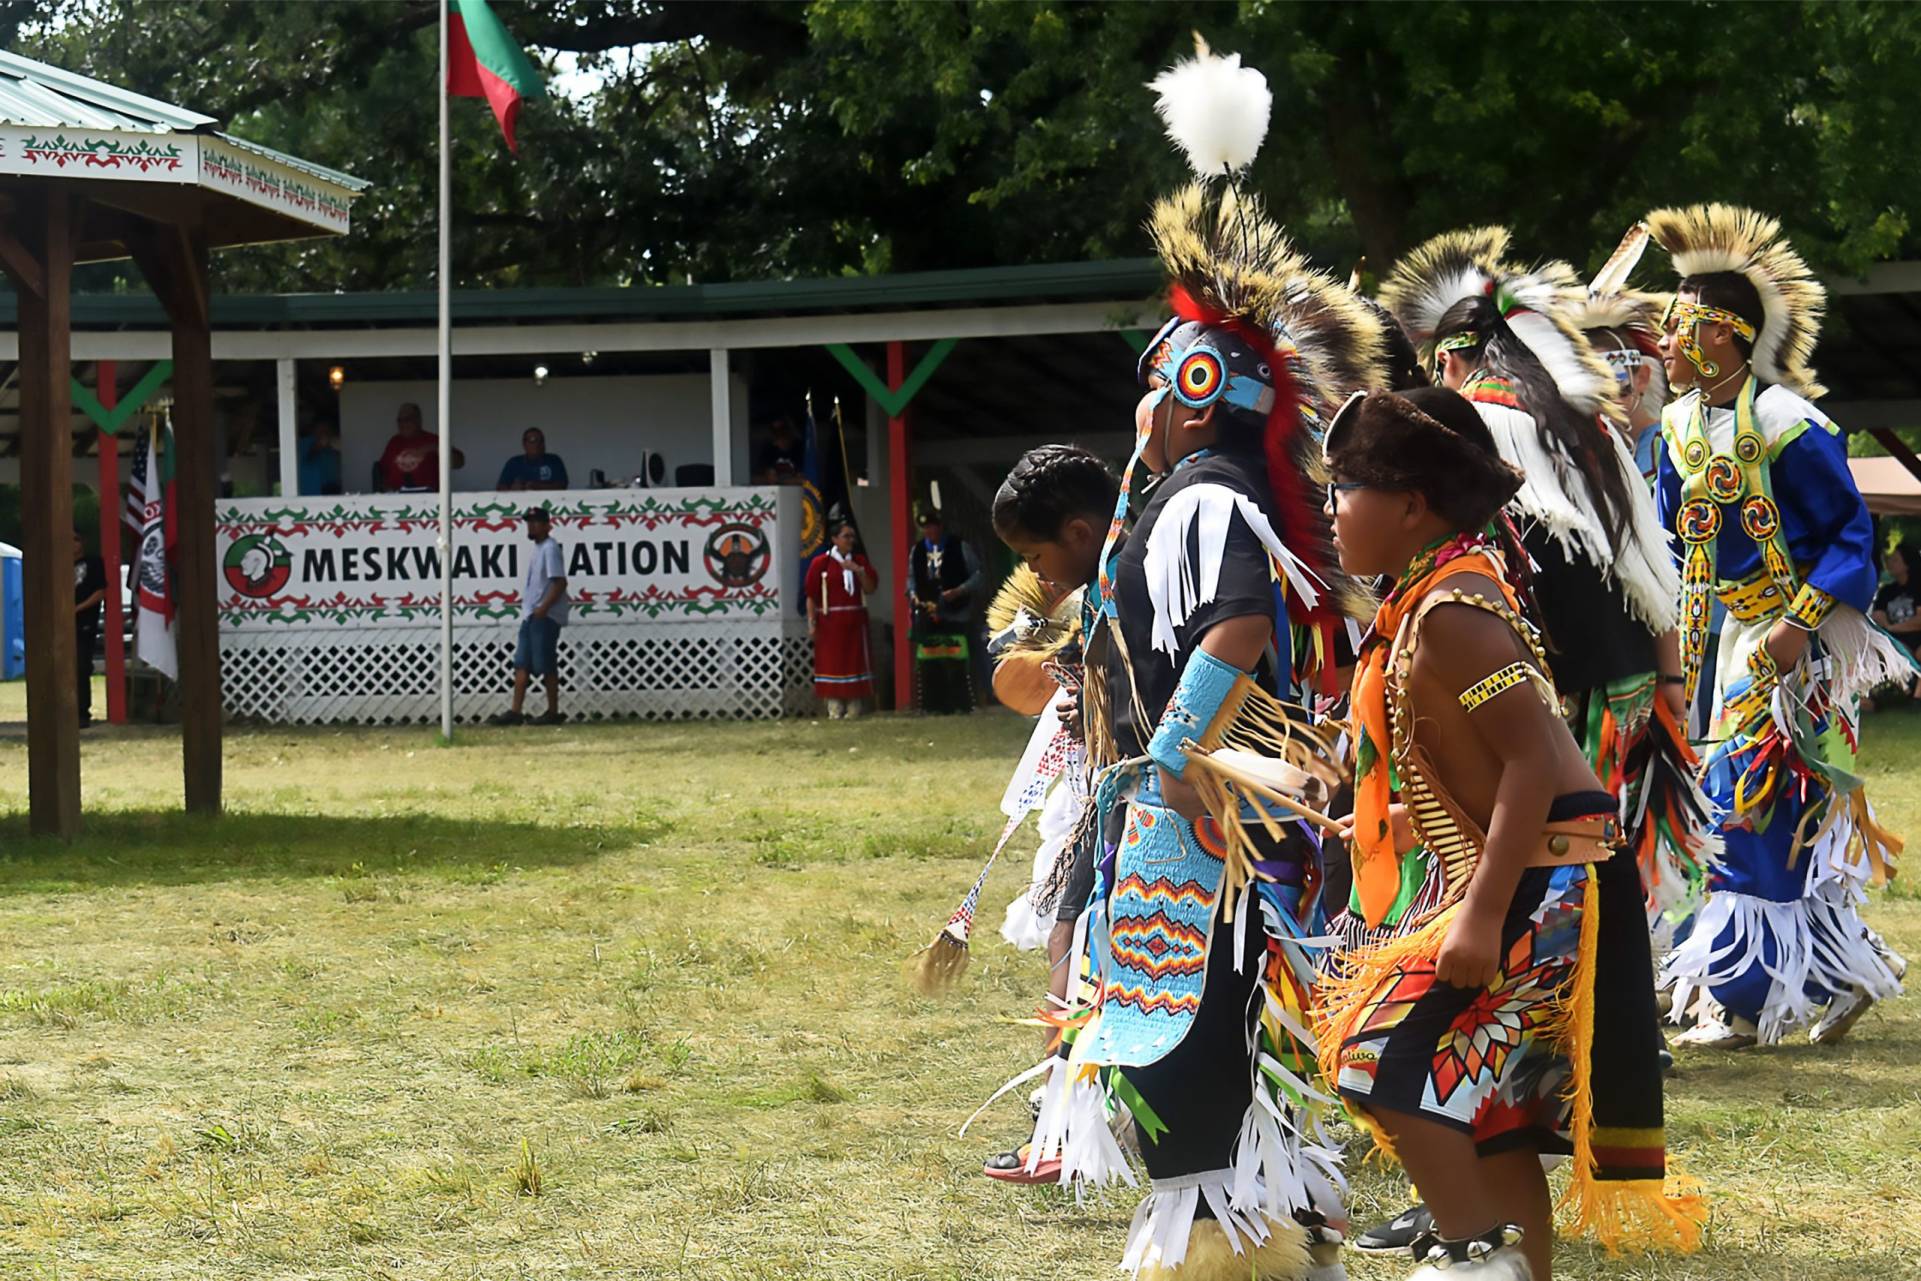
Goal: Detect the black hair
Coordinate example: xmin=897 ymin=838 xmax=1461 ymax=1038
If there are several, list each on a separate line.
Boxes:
xmin=1678 ymin=271 xmax=1762 ymax=361
xmin=993 ymin=444 xmax=1120 ymax=541
xmin=1433 ymin=294 xmax=1632 ymax=548
xmin=1362 ymin=297 xmax=1431 ymax=391
xmin=1893 ymin=542 xmax=1921 ymax=580
xmin=1394 ymin=387 xmax=1509 ymax=526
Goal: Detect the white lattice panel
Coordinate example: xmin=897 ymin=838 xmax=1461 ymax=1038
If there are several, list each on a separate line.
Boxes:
xmin=222 ymin=619 xmax=814 ymax=725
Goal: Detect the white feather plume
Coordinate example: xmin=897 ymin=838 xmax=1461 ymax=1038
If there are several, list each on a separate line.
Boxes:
xmin=1148 ymin=34 xmax=1271 ymax=177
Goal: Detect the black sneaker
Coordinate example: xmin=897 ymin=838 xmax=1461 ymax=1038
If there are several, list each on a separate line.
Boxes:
xmin=487 ymin=710 xmax=526 ymax=726
xmin=530 ymin=710 xmax=564 ymax=726
xmin=1353 ymin=1202 xmax=1432 ymax=1254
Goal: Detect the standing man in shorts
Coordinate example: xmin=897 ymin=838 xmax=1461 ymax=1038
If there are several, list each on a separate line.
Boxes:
xmin=490 ymin=506 xmax=569 ymax=726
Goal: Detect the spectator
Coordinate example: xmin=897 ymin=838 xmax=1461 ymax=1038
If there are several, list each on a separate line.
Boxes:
xmin=298 ymin=419 xmax=343 ymax=496
xmin=376 ymin=402 xmax=463 ymax=492
xmin=906 ymin=511 xmax=982 ymax=714
xmin=752 ymin=415 xmax=804 ymax=484
xmin=805 ymin=519 xmax=878 ymax=718
xmin=73 ymin=530 xmax=106 ymax=728
xmin=1871 ymin=541 xmax=1921 ymax=705
xmin=489 ymin=506 xmax=569 ymax=725
xmin=496 ymin=427 xmax=569 ymax=491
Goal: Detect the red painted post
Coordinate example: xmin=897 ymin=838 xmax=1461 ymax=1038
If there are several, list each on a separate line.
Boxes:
xmin=95 ymin=361 xmax=127 ymax=724
xmin=887 ymin=341 xmax=914 ymax=712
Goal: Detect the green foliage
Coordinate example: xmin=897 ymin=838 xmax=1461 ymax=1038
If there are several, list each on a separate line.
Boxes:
xmin=0 ymin=1 xmax=1916 ymax=293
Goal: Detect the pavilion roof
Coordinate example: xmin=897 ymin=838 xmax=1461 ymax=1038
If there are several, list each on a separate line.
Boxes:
xmin=0 ymin=50 xmax=366 ymax=251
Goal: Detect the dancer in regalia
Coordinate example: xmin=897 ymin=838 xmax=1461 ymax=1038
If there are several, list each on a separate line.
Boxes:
xmin=1317 ymin=388 xmax=1704 ymax=1281
xmin=994 ymin=39 xmax=1386 ymax=1281
xmin=1643 ymin=205 xmax=1913 ymax=1048
xmin=1379 ymin=230 xmax=1716 ymax=963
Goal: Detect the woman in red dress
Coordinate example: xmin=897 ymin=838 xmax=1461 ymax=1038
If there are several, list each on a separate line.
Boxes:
xmin=806 ymin=520 xmax=878 ymax=718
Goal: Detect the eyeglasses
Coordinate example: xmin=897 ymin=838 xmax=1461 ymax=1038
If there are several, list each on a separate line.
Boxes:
xmin=1327 ymin=481 xmax=1366 ymax=507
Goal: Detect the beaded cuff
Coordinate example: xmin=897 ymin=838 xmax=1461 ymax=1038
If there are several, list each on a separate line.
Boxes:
xmin=1785 ymin=582 xmax=1836 ymax=632
xmin=1146 ymin=648 xmax=1243 ymax=780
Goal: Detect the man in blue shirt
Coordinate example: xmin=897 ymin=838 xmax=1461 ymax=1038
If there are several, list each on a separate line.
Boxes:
xmin=497 ymin=427 xmax=569 ymax=491
xmin=488 ymin=506 xmax=569 ymax=725
xmin=297 ymin=420 xmax=343 ymax=496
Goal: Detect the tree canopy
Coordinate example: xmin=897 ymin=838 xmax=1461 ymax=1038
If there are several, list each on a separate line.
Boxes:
xmin=4 ymin=0 xmax=1916 ymax=294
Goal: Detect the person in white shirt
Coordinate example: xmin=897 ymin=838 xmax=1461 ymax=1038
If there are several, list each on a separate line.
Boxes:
xmin=490 ymin=506 xmax=569 ymax=725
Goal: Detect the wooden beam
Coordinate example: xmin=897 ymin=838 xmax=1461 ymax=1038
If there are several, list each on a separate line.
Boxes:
xmin=164 ymin=227 xmax=221 ymax=814
xmin=0 ymin=224 xmax=44 ymax=299
xmin=16 ymin=189 xmax=79 ymax=837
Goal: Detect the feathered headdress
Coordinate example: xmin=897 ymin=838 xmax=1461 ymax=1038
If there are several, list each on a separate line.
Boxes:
xmin=1141 ymin=37 xmax=1380 ymax=635
xmin=1572 ymin=223 xmax=1670 ymax=339
xmin=1378 ymin=226 xmax=1622 ymax=423
xmin=1572 ymin=222 xmax=1670 ymax=408
xmin=1643 ymin=203 xmax=1826 ymax=399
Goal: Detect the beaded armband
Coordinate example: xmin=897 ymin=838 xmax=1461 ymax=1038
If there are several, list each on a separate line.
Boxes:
xmin=1785 ymin=582 xmax=1836 ymax=632
xmin=1457 ymin=662 xmax=1533 ymax=713
xmin=1146 ymin=648 xmax=1243 ymax=780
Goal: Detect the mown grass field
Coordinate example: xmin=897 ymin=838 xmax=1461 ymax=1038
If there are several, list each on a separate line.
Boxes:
xmin=0 ymin=700 xmax=1918 ymax=1279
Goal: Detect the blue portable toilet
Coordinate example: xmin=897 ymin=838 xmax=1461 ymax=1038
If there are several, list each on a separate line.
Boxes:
xmin=0 ymin=541 xmax=22 ymax=680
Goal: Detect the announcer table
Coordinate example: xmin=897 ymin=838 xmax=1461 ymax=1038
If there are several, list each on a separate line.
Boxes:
xmin=214 ymin=486 xmax=811 ymax=724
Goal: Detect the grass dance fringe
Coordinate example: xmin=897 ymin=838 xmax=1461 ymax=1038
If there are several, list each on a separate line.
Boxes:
xmin=1317 ymin=881 xmax=1706 ymax=1253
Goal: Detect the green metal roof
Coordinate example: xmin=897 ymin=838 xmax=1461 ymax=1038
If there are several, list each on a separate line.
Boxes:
xmin=1 ymin=258 xmax=1163 ymax=329
xmin=0 ymin=50 xmax=217 ymax=131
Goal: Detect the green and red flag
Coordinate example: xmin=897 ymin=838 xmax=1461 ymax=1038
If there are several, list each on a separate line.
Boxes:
xmin=447 ymin=0 xmax=545 ymax=152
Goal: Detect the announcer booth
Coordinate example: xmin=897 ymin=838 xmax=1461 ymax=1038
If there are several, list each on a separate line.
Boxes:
xmin=214 ymin=485 xmax=807 ymax=723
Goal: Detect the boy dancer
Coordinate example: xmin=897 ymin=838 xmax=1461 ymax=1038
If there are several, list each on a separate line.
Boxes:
xmin=1318 ymin=389 xmax=1703 ymax=1279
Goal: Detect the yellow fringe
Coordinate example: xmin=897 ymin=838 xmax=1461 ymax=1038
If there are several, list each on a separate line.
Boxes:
xmin=1545 ymin=872 xmax=1708 ymax=1255
xmin=1315 ymin=874 xmax=1707 ymax=1254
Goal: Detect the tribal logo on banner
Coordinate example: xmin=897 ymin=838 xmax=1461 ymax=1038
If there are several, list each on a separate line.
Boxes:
xmin=223 ymin=532 xmax=292 ymax=598
xmin=704 ymin=522 xmax=771 ymax=589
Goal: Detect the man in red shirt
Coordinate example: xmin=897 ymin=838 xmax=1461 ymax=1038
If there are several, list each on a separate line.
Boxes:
xmin=377 ymin=402 xmax=463 ymax=492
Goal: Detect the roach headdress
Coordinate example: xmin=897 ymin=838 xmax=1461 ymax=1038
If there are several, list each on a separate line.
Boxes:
xmin=1643 ymin=203 xmax=1826 ymax=399
xmin=1572 ymin=222 xmax=1671 ymax=410
xmin=1138 ymin=36 xmax=1382 ymax=636
xmin=1378 ymin=225 xmax=1622 ymax=425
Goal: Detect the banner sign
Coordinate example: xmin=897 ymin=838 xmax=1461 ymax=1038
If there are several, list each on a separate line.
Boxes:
xmin=215 ymin=488 xmax=785 ymax=631
xmin=0 ymin=126 xmax=357 ymax=235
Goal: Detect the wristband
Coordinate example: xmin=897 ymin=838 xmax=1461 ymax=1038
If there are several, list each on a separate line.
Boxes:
xmin=1785 ymin=583 xmax=1835 ymax=632
xmin=1146 ymin=648 xmax=1244 ymax=779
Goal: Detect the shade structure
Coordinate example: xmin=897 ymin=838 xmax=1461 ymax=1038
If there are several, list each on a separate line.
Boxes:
xmin=0 ymin=50 xmax=364 ymax=836
xmin=1850 ymin=455 xmax=1921 ymax=518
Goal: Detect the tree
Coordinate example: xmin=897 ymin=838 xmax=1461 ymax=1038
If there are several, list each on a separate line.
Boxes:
xmin=4 ymin=0 xmax=1916 ymax=294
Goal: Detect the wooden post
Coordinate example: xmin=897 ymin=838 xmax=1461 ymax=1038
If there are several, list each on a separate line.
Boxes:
xmin=96 ymin=361 xmax=127 ymax=724
xmin=169 ymin=233 xmax=220 ymax=814
xmin=128 ymin=218 xmax=220 ymax=813
xmin=887 ymin=341 xmax=913 ymax=712
xmin=14 ymin=190 xmax=79 ymax=837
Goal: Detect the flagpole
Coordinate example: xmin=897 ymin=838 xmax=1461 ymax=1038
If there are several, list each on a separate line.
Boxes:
xmin=437 ymin=2 xmax=455 ymax=741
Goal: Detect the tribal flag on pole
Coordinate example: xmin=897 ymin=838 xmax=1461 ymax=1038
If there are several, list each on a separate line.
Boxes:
xmin=796 ymin=402 xmax=827 ymax=613
xmin=130 ymin=418 xmax=178 ymax=679
xmin=447 ymin=0 xmax=546 ymax=152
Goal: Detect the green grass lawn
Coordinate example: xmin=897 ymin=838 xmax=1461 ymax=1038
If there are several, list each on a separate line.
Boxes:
xmin=0 ymin=702 xmax=1918 ymax=1278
